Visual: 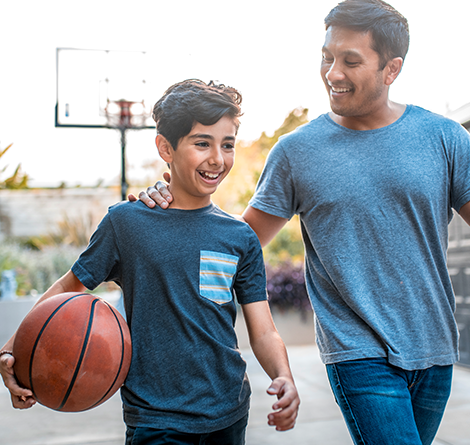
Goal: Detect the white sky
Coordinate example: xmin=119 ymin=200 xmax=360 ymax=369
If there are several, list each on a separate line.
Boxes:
xmin=1 ymin=0 xmax=470 ymax=187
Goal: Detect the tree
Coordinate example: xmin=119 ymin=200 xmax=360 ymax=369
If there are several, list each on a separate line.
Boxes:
xmin=212 ymin=108 xmax=309 ymax=265
xmin=0 ymin=143 xmax=29 ymax=189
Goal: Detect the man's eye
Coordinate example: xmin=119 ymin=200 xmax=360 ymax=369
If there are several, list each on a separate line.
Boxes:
xmin=345 ymin=60 xmax=359 ymax=66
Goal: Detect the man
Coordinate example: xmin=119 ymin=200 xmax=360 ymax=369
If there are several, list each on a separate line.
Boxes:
xmin=135 ymin=1 xmax=470 ymax=443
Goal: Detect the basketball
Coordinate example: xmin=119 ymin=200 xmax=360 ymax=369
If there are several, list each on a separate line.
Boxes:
xmin=12 ymin=292 xmax=132 ymax=412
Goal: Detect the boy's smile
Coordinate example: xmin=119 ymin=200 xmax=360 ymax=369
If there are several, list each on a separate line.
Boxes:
xmin=157 ymin=115 xmax=237 ymax=210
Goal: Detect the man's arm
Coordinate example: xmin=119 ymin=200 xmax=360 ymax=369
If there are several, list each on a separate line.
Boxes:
xmin=0 ymin=270 xmax=86 ymax=409
xmin=241 ymin=300 xmax=300 ymax=431
xmin=459 ymin=200 xmax=470 ymax=225
xmin=241 ymin=206 xmax=289 ymax=248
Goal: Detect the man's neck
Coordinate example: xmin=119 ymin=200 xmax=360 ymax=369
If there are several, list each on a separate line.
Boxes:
xmin=330 ymin=101 xmax=407 ymax=131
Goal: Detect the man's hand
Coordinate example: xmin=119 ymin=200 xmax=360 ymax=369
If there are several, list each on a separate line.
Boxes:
xmin=0 ymin=352 xmax=36 ymax=409
xmin=128 ymin=172 xmax=173 ymax=209
xmin=266 ymin=376 xmax=300 ymax=431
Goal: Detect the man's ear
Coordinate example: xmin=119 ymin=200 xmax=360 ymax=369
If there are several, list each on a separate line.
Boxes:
xmin=384 ymin=57 xmax=403 ymax=86
xmin=156 ymin=134 xmax=174 ymax=163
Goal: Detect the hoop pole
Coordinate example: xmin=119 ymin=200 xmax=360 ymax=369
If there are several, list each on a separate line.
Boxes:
xmin=120 ymin=127 xmax=128 ymax=201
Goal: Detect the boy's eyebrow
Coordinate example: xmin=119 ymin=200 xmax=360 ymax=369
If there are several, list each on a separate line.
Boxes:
xmin=188 ymin=134 xmax=236 ymax=141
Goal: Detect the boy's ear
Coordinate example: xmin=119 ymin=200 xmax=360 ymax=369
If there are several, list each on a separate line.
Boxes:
xmin=156 ymin=135 xmax=174 ymax=163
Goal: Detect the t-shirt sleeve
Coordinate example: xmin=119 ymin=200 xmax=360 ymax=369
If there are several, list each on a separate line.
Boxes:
xmin=450 ymin=122 xmax=470 ymax=212
xmin=71 ymin=212 xmax=121 ymax=290
xmin=233 ymin=228 xmax=268 ymax=305
xmin=248 ymin=139 xmax=297 ymax=219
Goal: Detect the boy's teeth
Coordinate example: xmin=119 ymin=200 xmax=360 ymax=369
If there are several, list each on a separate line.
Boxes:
xmin=202 ymin=172 xmax=219 ymax=179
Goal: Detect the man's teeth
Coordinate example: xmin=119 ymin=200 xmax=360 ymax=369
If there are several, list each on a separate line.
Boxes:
xmin=331 ymin=86 xmax=350 ymax=93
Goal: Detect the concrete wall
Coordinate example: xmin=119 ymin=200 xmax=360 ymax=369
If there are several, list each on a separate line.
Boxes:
xmin=0 ymin=188 xmax=122 ymax=239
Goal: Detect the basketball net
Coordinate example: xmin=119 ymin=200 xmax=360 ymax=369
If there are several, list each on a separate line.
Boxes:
xmin=104 ymin=99 xmax=149 ymax=130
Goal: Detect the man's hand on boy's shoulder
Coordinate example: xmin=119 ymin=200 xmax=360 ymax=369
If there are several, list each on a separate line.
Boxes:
xmin=0 ymin=352 xmax=36 ymax=409
xmin=128 ymin=172 xmax=173 ymax=209
xmin=266 ymin=376 xmax=300 ymax=431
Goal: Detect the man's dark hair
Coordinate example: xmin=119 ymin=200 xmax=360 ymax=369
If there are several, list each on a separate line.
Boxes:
xmin=152 ymin=79 xmax=243 ymax=150
xmin=325 ymin=0 xmax=409 ymax=69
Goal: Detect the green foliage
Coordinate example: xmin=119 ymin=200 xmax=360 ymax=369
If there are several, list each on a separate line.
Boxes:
xmin=0 ymin=242 xmax=82 ymax=296
xmin=24 ymin=212 xmax=98 ymax=250
xmin=213 ymin=107 xmax=309 ymax=214
xmin=213 ymin=107 xmax=309 ymax=266
xmin=0 ymin=143 xmax=29 ymax=189
xmin=263 ymin=216 xmax=305 ymax=266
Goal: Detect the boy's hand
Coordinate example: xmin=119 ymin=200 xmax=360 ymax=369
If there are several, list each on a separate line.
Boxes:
xmin=0 ymin=352 xmax=36 ymax=409
xmin=266 ymin=376 xmax=300 ymax=431
xmin=128 ymin=172 xmax=173 ymax=209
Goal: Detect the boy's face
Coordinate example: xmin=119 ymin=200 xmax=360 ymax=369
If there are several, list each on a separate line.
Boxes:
xmin=159 ymin=115 xmax=237 ymax=209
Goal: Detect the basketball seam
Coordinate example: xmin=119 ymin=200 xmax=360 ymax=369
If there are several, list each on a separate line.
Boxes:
xmin=87 ymin=301 xmax=126 ymax=410
xmin=28 ymin=293 xmax=90 ymax=402
xmin=57 ymin=298 xmax=98 ymax=411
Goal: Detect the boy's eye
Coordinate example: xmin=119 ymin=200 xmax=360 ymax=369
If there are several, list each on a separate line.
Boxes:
xmin=196 ymin=142 xmax=210 ymax=147
xmin=223 ymin=143 xmax=235 ymax=150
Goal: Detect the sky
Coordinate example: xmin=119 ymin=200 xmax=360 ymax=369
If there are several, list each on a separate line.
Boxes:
xmin=1 ymin=0 xmax=470 ymax=188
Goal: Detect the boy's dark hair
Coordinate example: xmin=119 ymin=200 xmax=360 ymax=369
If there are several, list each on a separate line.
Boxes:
xmin=152 ymin=79 xmax=243 ymax=149
xmin=324 ymin=0 xmax=409 ymax=70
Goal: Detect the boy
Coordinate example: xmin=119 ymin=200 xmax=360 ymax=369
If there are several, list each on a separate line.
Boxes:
xmin=0 ymin=79 xmax=300 ymax=443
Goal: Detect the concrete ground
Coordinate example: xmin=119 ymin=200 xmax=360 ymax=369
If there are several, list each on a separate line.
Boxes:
xmin=1 ymin=344 xmax=470 ymax=445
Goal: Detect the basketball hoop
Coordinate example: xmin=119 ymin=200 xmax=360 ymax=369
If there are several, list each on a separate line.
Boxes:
xmin=104 ymin=98 xmax=150 ymax=129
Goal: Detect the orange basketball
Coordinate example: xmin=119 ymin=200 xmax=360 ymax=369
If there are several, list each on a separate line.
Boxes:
xmin=12 ymin=292 xmax=131 ymax=412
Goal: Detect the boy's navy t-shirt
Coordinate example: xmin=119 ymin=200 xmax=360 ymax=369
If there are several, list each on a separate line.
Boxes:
xmin=72 ymin=201 xmax=267 ymax=433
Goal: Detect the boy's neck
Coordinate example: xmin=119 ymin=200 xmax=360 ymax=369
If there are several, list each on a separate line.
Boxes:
xmin=167 ymin=184 xmax=212 ymax=210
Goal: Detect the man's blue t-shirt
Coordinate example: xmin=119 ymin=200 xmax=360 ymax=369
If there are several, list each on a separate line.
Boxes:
xmin=72 ymin=202 xmax=267 ymax=433
xmin=249 ymin=105 xmax=470 ymax=370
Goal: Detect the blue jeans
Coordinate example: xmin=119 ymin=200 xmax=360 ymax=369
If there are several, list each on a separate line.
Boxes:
xmin=125 ymin=413 xmax=248 ymax=445
xmin=326 ymin=358 xmax=453 ymax=445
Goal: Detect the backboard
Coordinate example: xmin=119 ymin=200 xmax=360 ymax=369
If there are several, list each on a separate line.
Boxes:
xmin=55 ymin=48 xmax=155 ymax=129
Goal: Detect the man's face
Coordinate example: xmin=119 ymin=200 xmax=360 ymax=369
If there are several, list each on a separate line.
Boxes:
xmin=321 ymin=26 xmax=389 ymax=119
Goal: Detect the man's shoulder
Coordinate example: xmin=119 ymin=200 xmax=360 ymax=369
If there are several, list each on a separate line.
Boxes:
xmin=209 ymin=206 xmax=262 ymax=244
xmin=408 ymin=104 xmax=465 ymax=130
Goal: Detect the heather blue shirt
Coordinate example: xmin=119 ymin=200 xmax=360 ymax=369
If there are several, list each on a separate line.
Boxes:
xmin=72 ymin=202 xmax=267 ymax=433
xmin=249 ymin=105 xmax=470 ymax=370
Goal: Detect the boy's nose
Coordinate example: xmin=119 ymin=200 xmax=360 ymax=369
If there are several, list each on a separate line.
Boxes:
xmin=208 ymin=147 xmax=224 ymax=166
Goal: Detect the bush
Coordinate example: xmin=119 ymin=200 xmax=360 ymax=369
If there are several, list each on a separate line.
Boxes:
xmin=266 ymin=261 xmax=312 ymax=317
xmin=0 ymin=242 xmax=82 ymax=297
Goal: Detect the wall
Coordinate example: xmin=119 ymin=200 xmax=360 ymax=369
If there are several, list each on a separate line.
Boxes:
xmin=0 ymin=188 xmax=122 ymax=239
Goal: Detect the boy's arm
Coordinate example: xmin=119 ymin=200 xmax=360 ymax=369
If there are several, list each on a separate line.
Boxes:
xmin=242 ymin=300 xmax=300 ymax=431
xmin=0 ymin=270 xmax=86 ymax=409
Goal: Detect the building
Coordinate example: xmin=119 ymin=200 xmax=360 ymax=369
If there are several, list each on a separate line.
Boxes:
xmin=447 ymin=104 xmax=470 ymax=367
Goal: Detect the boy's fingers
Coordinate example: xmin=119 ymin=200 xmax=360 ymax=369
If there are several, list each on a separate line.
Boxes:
xmin=11 ymin=393 xmax=36 ymax=409
xmin=127 ymin=193 xmax=138 ymax=202
xmin=268 ymin=410 xmax=298 ymax=431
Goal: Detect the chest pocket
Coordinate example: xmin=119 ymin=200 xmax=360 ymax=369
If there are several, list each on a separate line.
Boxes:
xmin=199 ymin=250 xmax=239 ymax=304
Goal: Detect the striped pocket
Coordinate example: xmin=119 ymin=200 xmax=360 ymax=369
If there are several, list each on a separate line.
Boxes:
xmin=199 ymin=250 xmax=239 ymax=304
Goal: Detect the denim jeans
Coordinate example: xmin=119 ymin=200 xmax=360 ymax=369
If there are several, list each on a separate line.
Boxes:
xmin=326 ymin=358 xmax=453 ymax=445
xmin=125 ymin=413 xmax=248 ymax=445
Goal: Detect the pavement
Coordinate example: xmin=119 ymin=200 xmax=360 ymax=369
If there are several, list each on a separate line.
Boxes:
xmin=1 ymin=344 xmax=470 ymax=445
